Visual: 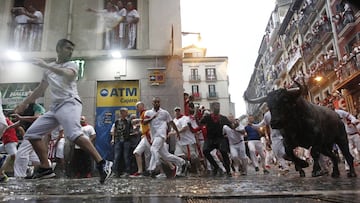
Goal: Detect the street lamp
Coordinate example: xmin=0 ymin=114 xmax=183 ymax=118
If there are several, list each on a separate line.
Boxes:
xmin=181 ymin=32 xmax=202 ymax=41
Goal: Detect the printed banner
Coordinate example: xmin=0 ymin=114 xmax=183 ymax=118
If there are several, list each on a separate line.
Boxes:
xmin=95 ymin=80 xmax=139 ymax=159
xmin=0 ymin=83 xmax=43 ymax=110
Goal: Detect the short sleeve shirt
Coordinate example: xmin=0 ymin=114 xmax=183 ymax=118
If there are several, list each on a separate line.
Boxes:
xmin=173 ymin=116 xmax=196 ymax=145
xmin=43 ymin=61 xmax=79 ymax=104
xmin=145 ymin=108 xmax=172 ymax=139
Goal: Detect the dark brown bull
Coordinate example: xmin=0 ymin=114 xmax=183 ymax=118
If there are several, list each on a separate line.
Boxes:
xmin=244 ymin=84 xmax=356 ymax=178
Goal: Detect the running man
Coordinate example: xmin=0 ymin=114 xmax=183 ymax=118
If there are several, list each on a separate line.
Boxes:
xmin=15 ymin=39 xmax=111 ymax=184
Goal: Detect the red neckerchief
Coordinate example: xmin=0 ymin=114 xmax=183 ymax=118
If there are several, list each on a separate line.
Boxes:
xmin=81 ymin=123 xmax=88 ymax=126
xmin=211 ymin=113 xmax=220 ymax=123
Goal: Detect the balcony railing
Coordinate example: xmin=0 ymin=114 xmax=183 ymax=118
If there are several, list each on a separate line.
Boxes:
xmin=189 ymin=75 xmax=201 ymax=82
xmin=207 ymin=92 xmax=218 ymax=99
xmin=205 ymin=76 xmax=217 ymax=82
xmin=11 ymin=23 xmax=43 ymax=51
xmin=192 ymin=92 xmax=201 ymax=100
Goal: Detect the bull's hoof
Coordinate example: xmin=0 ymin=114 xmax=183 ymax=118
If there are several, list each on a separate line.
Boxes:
xmin=347 ymin=171 xmax=357 ymax=178
xmin=299 ymin=170 xmax=305 ymax=177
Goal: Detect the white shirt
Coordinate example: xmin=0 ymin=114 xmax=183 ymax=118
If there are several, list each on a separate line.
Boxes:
xmin=335 ymin=109 xmax=358 ymax=125
xmin=75 ymin=124 xmax=96 ymax=149
xmin=223 ymin=125 xmax=242 ymax=145
xmin=32 ymin=11 xmax=43 ymax=23
xmin=145 ymin=108 xmax=172 ymax=140
xmin=43 ymin=61 xmax=79 ymax=104
xmin=126 ymin=9 xmax=140 ymax=24
xmin=173 ymin=116 xmax=196 ymax=145
xmin=15 ymin=14 xmax=30 ymax=24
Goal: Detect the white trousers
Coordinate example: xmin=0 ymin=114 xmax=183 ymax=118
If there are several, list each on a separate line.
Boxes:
xmin=248 ymin=140 xmax=266 ymax=169
xmin=148 ymin=136 xmax=185 ymax=171
xmin=271 ymin=137 xmax=289 ymax=170
xmin=14 ymin=139 xmax=40 ymax=177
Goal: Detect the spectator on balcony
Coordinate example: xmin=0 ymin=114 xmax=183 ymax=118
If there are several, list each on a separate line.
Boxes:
xmin=126 ymin=2 xmax=140 ymax=49
xmin=87 ymin=2 xmax=119 ymax=50
xmin=11 ymin=7 xmax=30 ymax=51
xmin=332 ymin=13 xmax=343 ymax=31
xmin=342 ymin=2 xmax=355 ymax=25
xmin=24 ymin=5 xmax=43 ymax=51
xmin=115 ymin=1 xmax=127 ymax=49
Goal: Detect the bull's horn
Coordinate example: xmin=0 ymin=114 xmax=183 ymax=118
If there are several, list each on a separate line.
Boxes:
xmin=243 ymin=91 xmax=267 ymax=104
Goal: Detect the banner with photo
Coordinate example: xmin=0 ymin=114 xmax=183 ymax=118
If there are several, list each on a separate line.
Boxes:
xmin=0 ymin=83 xmax=44 ymax=110
xmin=95 ymin=80 xmax=139 ymax=159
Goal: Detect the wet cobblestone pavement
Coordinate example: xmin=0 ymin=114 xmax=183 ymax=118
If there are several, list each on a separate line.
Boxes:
xmin=1 ymin=164 xmax=360 ymax=202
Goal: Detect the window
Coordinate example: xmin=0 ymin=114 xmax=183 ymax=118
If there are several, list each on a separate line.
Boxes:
xmin=90 ymin=1 xmax=139 ymax=50
xmin=10 ymin=0 xmax=46 ymax=51
xmin=208 ymin=85 xmax=217 ymax=97
xmin=192 ymin=85 xmax=200 ymax=99
xmin=205 ymin=68 xmax=216 ymax=81
xmin=192 ymin=85 xmax=199 ymax=94
xmin=190 ymin=69 xmax=199 ymax=81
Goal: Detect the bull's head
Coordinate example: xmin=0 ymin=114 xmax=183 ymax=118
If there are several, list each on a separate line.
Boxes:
xmin=244 ymin=85 xmax=302 ymax=129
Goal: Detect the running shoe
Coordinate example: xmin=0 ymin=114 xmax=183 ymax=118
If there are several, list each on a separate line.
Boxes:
xmin=97 ymin=160 xmax=112 ymax=184
xmin=32 ymin=167 xmax=56 ymax=179
xmin=129 ymin=172 xmax=143 ymax=178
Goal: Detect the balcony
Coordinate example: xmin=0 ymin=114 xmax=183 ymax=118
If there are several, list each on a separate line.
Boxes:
xmin=207 ymin=92 xmax=218 ymax=100
xmin=205 ymin=76 xmax=217 ymax=82
xmin=189 ymin=75 xmax=201 ymax=82
xmin=192 ymin=92 xmax=201 ymax=101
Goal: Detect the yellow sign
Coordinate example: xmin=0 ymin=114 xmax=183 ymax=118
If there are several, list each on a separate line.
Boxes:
xmin=97 ymin=80 xmax=140 ymax=107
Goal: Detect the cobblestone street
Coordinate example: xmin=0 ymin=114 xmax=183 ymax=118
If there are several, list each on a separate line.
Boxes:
xmin=1 ymin=163 xmax=360 ymax=202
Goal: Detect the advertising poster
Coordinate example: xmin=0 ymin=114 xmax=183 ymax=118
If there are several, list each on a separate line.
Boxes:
xmin=95 ymin=80 xmax=139 ymax=159
xmin=0 ymin=83 xmax=43 ymax=110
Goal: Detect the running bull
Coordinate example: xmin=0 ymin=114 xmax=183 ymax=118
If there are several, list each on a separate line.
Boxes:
xmin=244 ymin=83 xmax=356 ymax=178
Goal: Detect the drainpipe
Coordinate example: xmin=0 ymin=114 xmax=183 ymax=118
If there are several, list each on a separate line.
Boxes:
xmin=67 ymin=0 xmax=74 ymax=40
xmin=326 ymin=0 xmax=341 ymax=58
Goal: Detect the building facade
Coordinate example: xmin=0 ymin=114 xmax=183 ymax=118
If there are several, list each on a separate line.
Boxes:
xmin=0 ymin=0 xmax=184 ymax=157
xmin=182 ymin=45 xmax=235 ymax=116
xmin=246 ymin=0 xmax=360 ymax=119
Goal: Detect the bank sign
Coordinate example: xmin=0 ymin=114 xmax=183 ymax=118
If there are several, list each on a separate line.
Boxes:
xmin=95 ymin=80 xmax=139 ymax=159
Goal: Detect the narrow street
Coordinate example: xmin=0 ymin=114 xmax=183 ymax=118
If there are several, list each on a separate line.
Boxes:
xmin=1 ymin=163 xmax=360 ymax=202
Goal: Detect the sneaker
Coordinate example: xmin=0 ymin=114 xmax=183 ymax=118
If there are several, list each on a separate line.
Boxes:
xmin=150 ymin=171 xmax=157 ymax=178
xmin=255 ymin=167 xmax=260 ymax=172
xmin=180 ymin=161 xmax=189 ymax=176
xmin=0 ymin=173 xmax=8 ymax=183
xmin=32 ymin=167 xmax=56 ymax=179
xmin=129 ymin=172 xmax=143 ymax=178
xmin=97 ymin=160 xmax=112 ymax=184
xmin=156 ymin=173 xmax=167 ymax=178
xmin=263 ymin=169 xmax=270 ymax=174
xmin=25 ymin=166 xmax=35 ymax=179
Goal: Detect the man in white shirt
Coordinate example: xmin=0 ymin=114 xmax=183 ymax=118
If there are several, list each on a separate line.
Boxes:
xmin=143 ymin=97 xmax=186 ymax=178
xmin=15 ymin=39 xmax=111 ymax=184
xmin=171 ymin=107 xmax=196 ymax=175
